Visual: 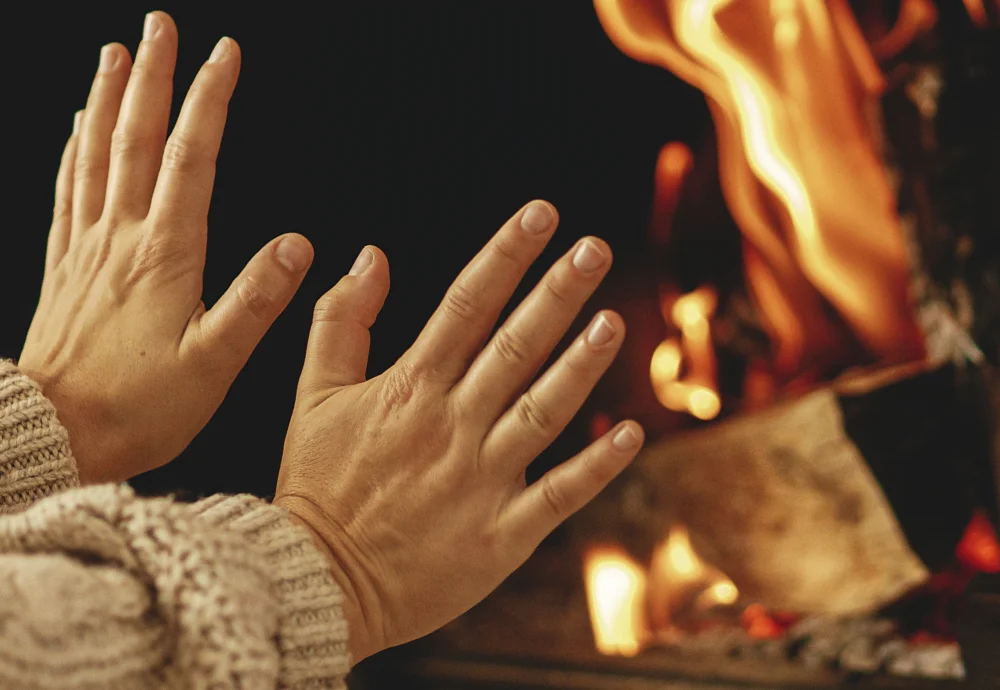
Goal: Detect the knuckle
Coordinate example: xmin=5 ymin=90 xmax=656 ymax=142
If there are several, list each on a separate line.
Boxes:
xmin=540 ymin=475 xmax=569 ymax=518
xmin=491 ymin=326 xmax=531 ymax=366
xmin=515 ymin=391 xmax=554 ymax=435
xmin=312 ymin=291 xmax=347 ymax=323
xmin=236 ymin=275 xmax=276 ymax=320
xmin=52 ymin=203 xmax=72 ymax=225
xmin=488 ymin=238 xmax=520 ymax=266
xmin=379 ymin=359 xmax=419 ymax=409
xmin=109 ymin=128 xmax=160 ymax=163
xmin=161 ymin=133 xmax=209 ymax=175
xmin=580 ymin=453 xmax=615 ymax=486
xmin=73 ymin=155 xmax=109 ymax=182
xmin=541 ymin=272 xmax=573 ymax=307
xmin=118 ymin=235 xmax=190 ymax=287
xmin=313 ymin=295 xmax=344 ymax=323
xmin=441 ymin=281 xmax=480 ymax=323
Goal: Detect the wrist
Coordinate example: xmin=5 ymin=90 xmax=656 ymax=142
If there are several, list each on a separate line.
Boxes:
xmin=15 ymin=365 xmax=118 ymax=484
xmin=276 ymin=494 xmax=381 ymax=663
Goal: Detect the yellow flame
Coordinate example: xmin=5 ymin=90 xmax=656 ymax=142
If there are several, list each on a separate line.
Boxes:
xmin=596 ymin=0 xmax=926 ymax=377
xmin=650 ymin=286 xmax=721 ymax=419
xmin=584 ymin=548 xmax=647 ymax=657
xmin=708 ymin=580 xmax=740 ymax=605
xmin=647 ymin=526 xmax=739 ymax=629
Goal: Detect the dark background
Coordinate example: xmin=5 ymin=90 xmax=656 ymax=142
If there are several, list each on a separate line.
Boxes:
xmin=1 ymin=2 xmax=711 ymax=499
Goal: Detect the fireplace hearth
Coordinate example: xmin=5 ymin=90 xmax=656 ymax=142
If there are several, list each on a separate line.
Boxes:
xmin=357 ymin=1 xmax=998 ymax=687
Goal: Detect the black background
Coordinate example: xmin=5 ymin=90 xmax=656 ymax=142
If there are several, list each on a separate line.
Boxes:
xmin=1 ymin=2 xmax=710 ymax=499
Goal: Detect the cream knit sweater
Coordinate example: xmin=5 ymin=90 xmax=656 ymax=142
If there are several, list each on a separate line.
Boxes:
xmin=0 ymin=360 xmax=351 ymax=689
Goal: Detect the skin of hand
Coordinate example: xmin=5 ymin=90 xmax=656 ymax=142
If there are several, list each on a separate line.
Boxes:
xmin=274 ymin=201 xmax=645 ymax=663
xmin=19 ymin=13 xmax=314 ymax=483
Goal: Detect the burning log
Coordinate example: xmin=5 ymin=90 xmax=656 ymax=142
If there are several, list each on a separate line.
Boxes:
xmin=587 ymin=0 xmax=1000 ymax=613
xmin=636 ymin=359 xmax=995 ymax=616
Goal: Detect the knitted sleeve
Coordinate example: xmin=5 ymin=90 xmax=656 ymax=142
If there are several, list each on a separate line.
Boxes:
xmin=0 ymin=362 xmax=350 ymax=689
xmin=0 ymin=360 xmax=79 ymax=513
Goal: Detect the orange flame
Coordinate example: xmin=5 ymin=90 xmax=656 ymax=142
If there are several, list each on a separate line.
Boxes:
xmin=647 ymin=526 xmax=738 ymax=630
xmin=597 ymin=0 xmax=927 ymax=377
xmin=651 ymin=286 xmax=721 ymax=419
xmin=584 ymin=547 xmax=648 ymax=656
xmin=650 ymin=142 xmax=694 ymax=245
xmin=584 ymin=529 xmax=739 ymax=653
xmin=961 ymin=0 xmax=990 ymax=28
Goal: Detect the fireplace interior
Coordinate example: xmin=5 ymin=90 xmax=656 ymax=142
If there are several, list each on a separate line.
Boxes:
xmin=352 ymin=1 xmax=999 ymax=688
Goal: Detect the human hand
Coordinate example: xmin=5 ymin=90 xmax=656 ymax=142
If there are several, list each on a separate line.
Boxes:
xmin=19 ymin=13 xmax=313 ymax=483
xmin=274 ymin=201 xmax=644 ymax=662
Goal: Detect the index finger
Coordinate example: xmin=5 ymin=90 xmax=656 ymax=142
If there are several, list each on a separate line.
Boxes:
xmin=403 ymin=200 xmax=559 ymax=382
xmin=148 ymin=37 xmax=241 ymax=246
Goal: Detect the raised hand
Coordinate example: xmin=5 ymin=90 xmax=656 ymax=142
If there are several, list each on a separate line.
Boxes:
xmin=274 ymin=201 xmax=644 ymax=662
xmin=19 ymin=13 xmax=313 ymax=482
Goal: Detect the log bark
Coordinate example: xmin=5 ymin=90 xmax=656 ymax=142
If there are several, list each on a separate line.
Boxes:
xmin=636 ymin=368 xmax=931 ymax=615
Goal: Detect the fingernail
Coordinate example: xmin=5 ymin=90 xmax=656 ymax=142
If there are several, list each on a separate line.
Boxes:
xmin=73 ymin=110 xmax=83 ymax=136
xmin=208 ymin=37 xmax=231 ymax=64
xmin=349 ymin=248 xmax=374 ymax=276
xmin=586 ymin=314 xmax=615 ymax=347
xmin=520 ymin=202 xmax=553 ymax=235
xmin=612 ymin=423 xmax=641 ymax=451
xmin=144 ymin=12 xmax=161 ymax=40
xmin=572 ymin=239 xmax=606 ymax=273
xmin=275 ymin=235 xmax=312 ymax=272
xmin=99 ymin=44 xmax=118 ymax=72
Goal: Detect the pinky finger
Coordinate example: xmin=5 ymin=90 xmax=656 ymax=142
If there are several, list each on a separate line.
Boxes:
xmin=500 ymin=420 xmax=644 ymax=549
xmin=47 ymin=110 xmax=83 ymax=273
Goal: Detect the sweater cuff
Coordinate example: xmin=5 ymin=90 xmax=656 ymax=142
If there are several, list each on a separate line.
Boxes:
xmin=193 ymin=494 xmax=351 ymax=689
xmin=0 ymin=360 xmax=79 ymax=515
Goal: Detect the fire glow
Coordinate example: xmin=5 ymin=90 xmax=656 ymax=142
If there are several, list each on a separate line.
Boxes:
xmin=584 ymin=528 xmax=743 ymax=655
xmin=585 ymin=0 xmax=1000 ymax=664
xmin=584 ymin=547 xmax=647 ymax=656
xmin=599 ymin=0 xmax=930 ymax=407
xmin=650 ymin=287 xmax=722 ymax=420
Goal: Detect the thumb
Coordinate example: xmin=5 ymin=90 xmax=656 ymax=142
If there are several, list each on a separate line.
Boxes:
xmin=298 ymin=245 xmax=390 ymax=395
xmin=195 ymin=233 xmax=313 ymax=375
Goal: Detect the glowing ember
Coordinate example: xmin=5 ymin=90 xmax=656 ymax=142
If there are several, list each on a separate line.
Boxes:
xmin=584 ymin=547 xmax=648 ymax=656
xmin=956 ymin=512 xmax=1000 ymax=574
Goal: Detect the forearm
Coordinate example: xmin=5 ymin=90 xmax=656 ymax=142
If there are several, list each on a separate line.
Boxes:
xmin=0 ymin=360 xmax=79 ymax=514
xmin=1 ymin=359 xmax=349 ymax=687
xmin=0 ymin=484 xmax=349 ymax=689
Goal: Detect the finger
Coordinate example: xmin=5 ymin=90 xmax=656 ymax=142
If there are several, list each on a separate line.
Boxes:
xmin=404 ymin=200 xmax=559 ymax=383
xmin=189 ymin=233 xmax=314 ymax=379
xmin=47 ymin=111 xmax=83 ymax=272
xmin=148 ymin=36 xmax=240 ymax=249
xmin=298 ymin=246 xmax=391 ymax=396
xmin=501 ymin=420 xmax=644 ymax=549
xmin=481 ymin=310 xmax=625 ymax=475
xmin=456 ymin=236 xmax=611 ymax=421
xmin=105 ymin=12 xmax=178 ymax=219
xmin=72 ymin=43 xmax=132 ymax=234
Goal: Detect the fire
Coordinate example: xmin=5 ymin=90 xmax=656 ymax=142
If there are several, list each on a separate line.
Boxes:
xmin=650 ymin=286 xmax=721 ymax=419
xmin=597 ymin=0 xmax=927 ymax=380
xmin=648 ymin=526 xmax=738 ymax=628
xmin=584 ymin=547 xmax=648 ymax=656
xmin=584 ymin=528 xmax=739 ymax=654
xmin=650 ymin=142 xmax=694 ymax=245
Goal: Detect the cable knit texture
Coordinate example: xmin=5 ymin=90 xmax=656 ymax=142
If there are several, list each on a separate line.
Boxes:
xmin=0 ymin=361 xmax=350 ymax=689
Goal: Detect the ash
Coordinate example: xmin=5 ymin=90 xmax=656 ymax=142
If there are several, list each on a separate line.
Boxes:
xmin=666 ymin=616 xmax=966 ymax=681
